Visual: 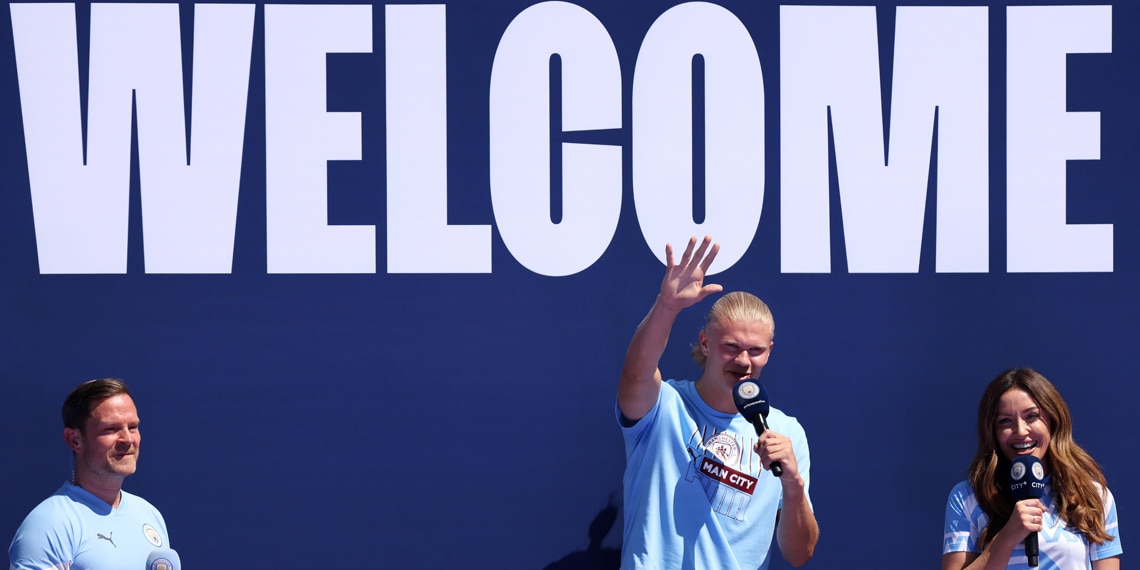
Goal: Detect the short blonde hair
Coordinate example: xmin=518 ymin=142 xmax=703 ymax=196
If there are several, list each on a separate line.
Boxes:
xmin=690 ymin=292 xmax=774 ymax=368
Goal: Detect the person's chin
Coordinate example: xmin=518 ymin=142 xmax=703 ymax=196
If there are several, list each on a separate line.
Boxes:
xmin=110 ymin=458 xmax=138 ymax=475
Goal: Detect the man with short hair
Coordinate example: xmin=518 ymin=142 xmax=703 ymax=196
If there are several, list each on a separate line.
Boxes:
xmin=617 ymin=236 xmax=819 ymax=569
xmin=8 ymin=378 xmax=171 ymax=569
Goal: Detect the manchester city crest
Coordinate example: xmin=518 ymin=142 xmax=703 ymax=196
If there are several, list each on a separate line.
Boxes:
xmin=703 ymin=432 xmax=742 ymax=465
xmin=1011 ymin=461 xmax=1026 ymax=481
xmin=143 ymin=523 xmax=163 ymax=547
xmin=735 ymin=380 xmax=759 ymax=400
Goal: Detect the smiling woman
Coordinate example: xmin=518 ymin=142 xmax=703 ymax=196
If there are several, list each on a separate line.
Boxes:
xmin=941 ymin=368 xmax=1122 ymax=570
xmin=994 ymin=388 xmax=1052 ymax=467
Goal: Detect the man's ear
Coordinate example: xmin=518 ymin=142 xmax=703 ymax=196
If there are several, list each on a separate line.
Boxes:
xmin=63 ymin=427 xmax=82 ymax=452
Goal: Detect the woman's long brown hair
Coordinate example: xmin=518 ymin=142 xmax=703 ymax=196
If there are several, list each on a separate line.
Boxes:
xmin=968 ymin=368 xmax=1113 ymax=548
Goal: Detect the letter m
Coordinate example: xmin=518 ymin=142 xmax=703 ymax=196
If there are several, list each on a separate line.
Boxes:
xmin=780 ymin=6 xmax=989 ymax=273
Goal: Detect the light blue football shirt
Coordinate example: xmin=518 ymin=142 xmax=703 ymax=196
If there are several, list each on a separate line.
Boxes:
xmin=944 ymin=478 xmax=1121 ymax=569
xmin=9 ymin=482 xmax=169 ymax=570
xmin=618 ymin=379 xmax=812 ymax=570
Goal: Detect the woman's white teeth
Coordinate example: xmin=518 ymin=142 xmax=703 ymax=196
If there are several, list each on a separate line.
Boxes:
xmin=1013 ymin=442 xmax=1035 ymax=450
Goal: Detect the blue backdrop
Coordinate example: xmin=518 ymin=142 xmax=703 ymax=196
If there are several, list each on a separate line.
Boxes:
xmin=1 ymin=1 xmax=1135 ymax=568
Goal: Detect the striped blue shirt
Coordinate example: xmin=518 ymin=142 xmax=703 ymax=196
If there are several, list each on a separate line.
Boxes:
xmin=944 ymin=478 xmax=1121 ymax=569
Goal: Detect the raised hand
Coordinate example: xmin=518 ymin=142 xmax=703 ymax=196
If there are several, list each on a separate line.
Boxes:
xmin=659 ymin=236 xmax=723 ymax=312
xmin=619 ymin=236 xmax=724 ymax=421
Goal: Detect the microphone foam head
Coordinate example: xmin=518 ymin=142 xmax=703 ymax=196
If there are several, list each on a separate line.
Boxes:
xmin=1009 ymin=455 xmax=1046 ymax=501
xmin=732 ymin=379 xmax=770 ymax=420
xmin=147 ymin=548 xmax=181 ymax=570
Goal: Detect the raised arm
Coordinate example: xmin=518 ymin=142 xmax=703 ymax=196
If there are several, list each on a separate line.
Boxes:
xmin=618 ymin=236 xmax=721 ymax=422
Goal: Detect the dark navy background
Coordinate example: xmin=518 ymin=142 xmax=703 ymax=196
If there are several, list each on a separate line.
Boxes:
xmin=1 ymin=1 xmax=1136 ymax=568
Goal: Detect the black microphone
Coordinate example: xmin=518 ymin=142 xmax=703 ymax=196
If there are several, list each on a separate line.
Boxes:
xmin=732 ymin=379 xmax=782 ymax=477
xmin=146 ymin=548 xmax=181 ymax=570
xmin=1009 ymin=455 xmax=1046 ymax=567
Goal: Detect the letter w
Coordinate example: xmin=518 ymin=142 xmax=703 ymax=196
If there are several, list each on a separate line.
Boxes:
xmin=11 ymin=3 xmax=254 ymax=273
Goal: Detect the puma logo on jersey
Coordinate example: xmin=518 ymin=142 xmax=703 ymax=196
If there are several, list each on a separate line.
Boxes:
xmin=97 ymin=532 xmax=116 ymax=547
